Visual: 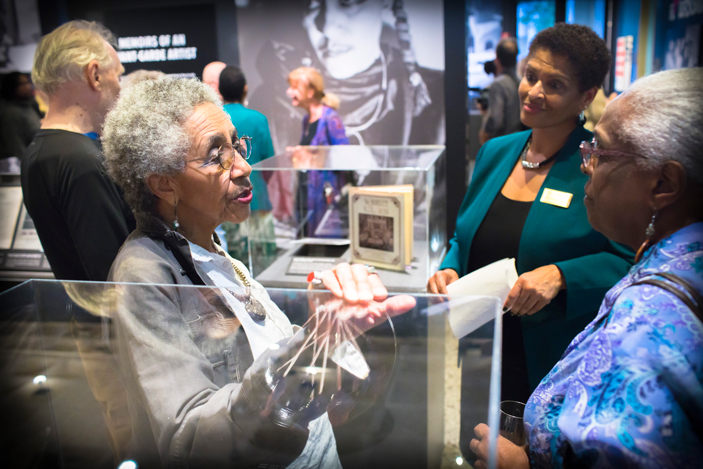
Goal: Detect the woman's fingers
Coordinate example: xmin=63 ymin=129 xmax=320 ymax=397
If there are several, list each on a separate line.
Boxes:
xmin=514 ymin=293 xmax=540 ymax=316
xmin=427 ymin=270 xmax=454 ymax=295
xmin=323 ymin=263 xmax=387 ymax=302
xmin=350 ymin=264 xmax=374 ymax=302
xmin=379 ymin=295 xmax=416 ymax=318
xmin=364 ymin=295 xmax=416 ymax=324
xmin=503 ymin=280 xmax=523 ymax=312
xmin=366 ymin=272 xmax=388 ymax=301
xmin=320 ymin=263 xmax=414 ymax=328
xmin=524 ymin=297 xmax=549 ymax=316
xmin=333 ymin=263 xmax=359 ymax=303
xmin=474 ymin=423 xmax=489 ymax=439
xmin=506 ymin=265 xmax=564 ymax=314
xmin=321 ymin=270 xmax=343 ymax=297
xmin=435 ymin=272 xmax=449 ymax=294
xmin=471 ymin=423 xmax=490 ymax=460
xmin=427 ymin=275 xmax=439 ymax=294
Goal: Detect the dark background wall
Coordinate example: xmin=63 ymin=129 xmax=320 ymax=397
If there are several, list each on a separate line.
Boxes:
xmin=37 ymin=0 xmax=240 ymax=71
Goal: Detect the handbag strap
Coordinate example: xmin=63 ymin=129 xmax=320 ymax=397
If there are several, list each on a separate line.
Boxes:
xmin=596 ymin=272 xmax=702 ymax=330
xmin=632 ymin=272 xmax=703 ymax=322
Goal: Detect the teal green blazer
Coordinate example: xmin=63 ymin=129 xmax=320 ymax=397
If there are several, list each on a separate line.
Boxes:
xmin=441 ymin=126 xmax=634 ymax=389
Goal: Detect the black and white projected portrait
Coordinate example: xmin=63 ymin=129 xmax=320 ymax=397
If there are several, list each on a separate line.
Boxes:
xmin=359 ymin=214 xmax=394 ymax=252
xmin=236 ymin=0 xmax=445 ymax=149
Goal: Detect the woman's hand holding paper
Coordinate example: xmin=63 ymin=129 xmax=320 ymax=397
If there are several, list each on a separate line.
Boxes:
xmin=426 ymin=268 xmax=459 ymax=295
xmin=503 ymin=265 xmax=565 ymax=316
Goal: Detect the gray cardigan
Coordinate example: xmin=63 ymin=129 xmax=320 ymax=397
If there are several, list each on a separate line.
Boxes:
xmin=107 ymin=217 xmax=339 ymax=468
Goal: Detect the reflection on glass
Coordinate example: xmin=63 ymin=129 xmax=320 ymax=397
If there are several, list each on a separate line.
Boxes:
xmin=247 ymin=146 xmax=446 ymax=293
xmin=0 ymin=280 xmax=501 ymax=468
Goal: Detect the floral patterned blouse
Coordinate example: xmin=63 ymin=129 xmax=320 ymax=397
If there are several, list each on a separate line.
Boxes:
xmin=524 ymin=222 xmax=703 ymax=468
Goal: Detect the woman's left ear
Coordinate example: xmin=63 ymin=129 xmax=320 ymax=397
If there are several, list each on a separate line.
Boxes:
xmin=581 ymin=87 xmax=598 ymax=110
xmin=146 ymin=174 xmax=178 ymax=204
xmin=653 ymin=161 xmax=688 ymax=209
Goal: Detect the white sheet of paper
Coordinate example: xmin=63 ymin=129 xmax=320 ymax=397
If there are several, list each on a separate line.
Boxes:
xmin=446 ymin=258 xmax=519 ymax=339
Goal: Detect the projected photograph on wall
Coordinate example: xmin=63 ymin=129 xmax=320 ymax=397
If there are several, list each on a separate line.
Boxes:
xmin=517 ymin=0 xmax=556 ymax=66
xmin=467 ymin=1 xmax=504 ymax=105
xmin=235 ymin=0 xmax=445 ymax=148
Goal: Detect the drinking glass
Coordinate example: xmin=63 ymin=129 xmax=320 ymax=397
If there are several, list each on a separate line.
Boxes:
xmin=499 ymin=400 xmax=526 ymax=445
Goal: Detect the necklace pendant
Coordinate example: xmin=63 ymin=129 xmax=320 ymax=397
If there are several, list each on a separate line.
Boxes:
xmin=245 ymin=297 xmax=267 ymax=322
xmin=521 ymin=159 xmax=541 ymax=170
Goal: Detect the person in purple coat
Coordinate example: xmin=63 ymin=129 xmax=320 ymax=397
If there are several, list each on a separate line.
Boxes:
xmin=287 ymin=67 xmax=349 ymax=236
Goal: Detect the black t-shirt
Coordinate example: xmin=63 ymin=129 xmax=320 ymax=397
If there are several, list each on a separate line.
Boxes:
xmin=20 ymin=129 xmax=136 ymax=281
xmin=467 ymin=192 xmax=533 ymax=403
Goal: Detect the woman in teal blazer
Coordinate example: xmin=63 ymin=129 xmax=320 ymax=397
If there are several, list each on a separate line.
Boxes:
xmin=429 ymin=25 xmax=634 ymax=403
xmin=441 ymin=125 xmax=633 ymax=386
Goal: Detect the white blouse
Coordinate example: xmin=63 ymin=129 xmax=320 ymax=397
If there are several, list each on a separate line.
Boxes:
xmin=187 ymin=241 xmax=342 ymax=469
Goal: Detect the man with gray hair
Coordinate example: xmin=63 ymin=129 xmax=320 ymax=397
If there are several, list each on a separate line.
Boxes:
xmin=20 ymin=20 xmax=135 ymax=281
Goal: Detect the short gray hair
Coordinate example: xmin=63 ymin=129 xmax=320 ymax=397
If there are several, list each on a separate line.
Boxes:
xmin=120 ymin=69 xmax=167 ymax=89
xmin=102 ymin=78 xmax=222 ymax=217
xmin=32 ymin=20 xmax=116 ymax=95
xmin=618 ymin=67 xmax=703 ymax=185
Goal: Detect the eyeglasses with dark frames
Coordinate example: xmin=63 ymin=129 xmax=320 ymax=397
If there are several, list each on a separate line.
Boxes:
xmin=579 ymin=138 xmax=640 ymax=170
xmin=186 ymin=135 xmax=253 ymax=170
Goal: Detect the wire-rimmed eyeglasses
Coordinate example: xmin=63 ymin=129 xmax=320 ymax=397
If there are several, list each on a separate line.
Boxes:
xmin=579 ymin=138 xmax=640 ymax=170
xmin=186 ymin=135 xmax=253 ymax=170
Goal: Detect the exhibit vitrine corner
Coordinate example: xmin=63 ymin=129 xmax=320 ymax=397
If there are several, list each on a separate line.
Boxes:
xmin=232 ymin=145 xmax=447 ymax=293
xmin=0 ymin=279 xmax=501 ymax=469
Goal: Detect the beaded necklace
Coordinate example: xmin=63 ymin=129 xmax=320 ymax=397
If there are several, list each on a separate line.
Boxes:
xmin=226 ymin=256 xmax=267 ymax=322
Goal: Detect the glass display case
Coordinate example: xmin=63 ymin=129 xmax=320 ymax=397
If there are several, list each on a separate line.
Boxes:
xmin=0 ymin=175 xmax=52 ymax=282
xmin=227 ymin=146 xmax=447 ymax=293
xmin=0 ymin=280 xmax=500 ymax=469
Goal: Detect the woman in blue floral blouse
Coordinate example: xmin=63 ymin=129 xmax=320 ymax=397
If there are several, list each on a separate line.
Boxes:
xmin=470 ymin=68 xmax=703 ymax=468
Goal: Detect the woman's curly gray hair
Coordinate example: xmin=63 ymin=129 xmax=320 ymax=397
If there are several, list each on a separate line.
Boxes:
xmin=618 ymin=67 xmax=703 ymax=185
xmin=102 ymin=78 xmax=222 ymax=217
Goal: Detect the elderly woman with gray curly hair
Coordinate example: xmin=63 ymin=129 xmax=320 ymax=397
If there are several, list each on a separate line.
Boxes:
xmin=102 ymin=78 xmax=415 ymax=468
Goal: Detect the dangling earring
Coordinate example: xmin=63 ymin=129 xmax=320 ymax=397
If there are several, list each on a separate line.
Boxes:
xmin=172 ymin=197 xmax=180 ymax=231
xmin=579 ymin=105 xmax=588 ymax=126
xmin=635 ymin=210 xmax=658 ymax=263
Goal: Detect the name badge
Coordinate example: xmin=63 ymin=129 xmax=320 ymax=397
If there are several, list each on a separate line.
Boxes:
xmin=540 ymin=188 xmax=573 ymax=208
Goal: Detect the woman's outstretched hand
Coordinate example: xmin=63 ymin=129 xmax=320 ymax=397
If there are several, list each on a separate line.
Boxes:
xmin=314 ymin=263 xmax=416 ymax=331
xmin=503 ymin=264 xmax=565 ymax=316
xmin=426 ymin=268 xmax=459 ymax=295
xmin=469 ymin=423 xmax=529 ymax=469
